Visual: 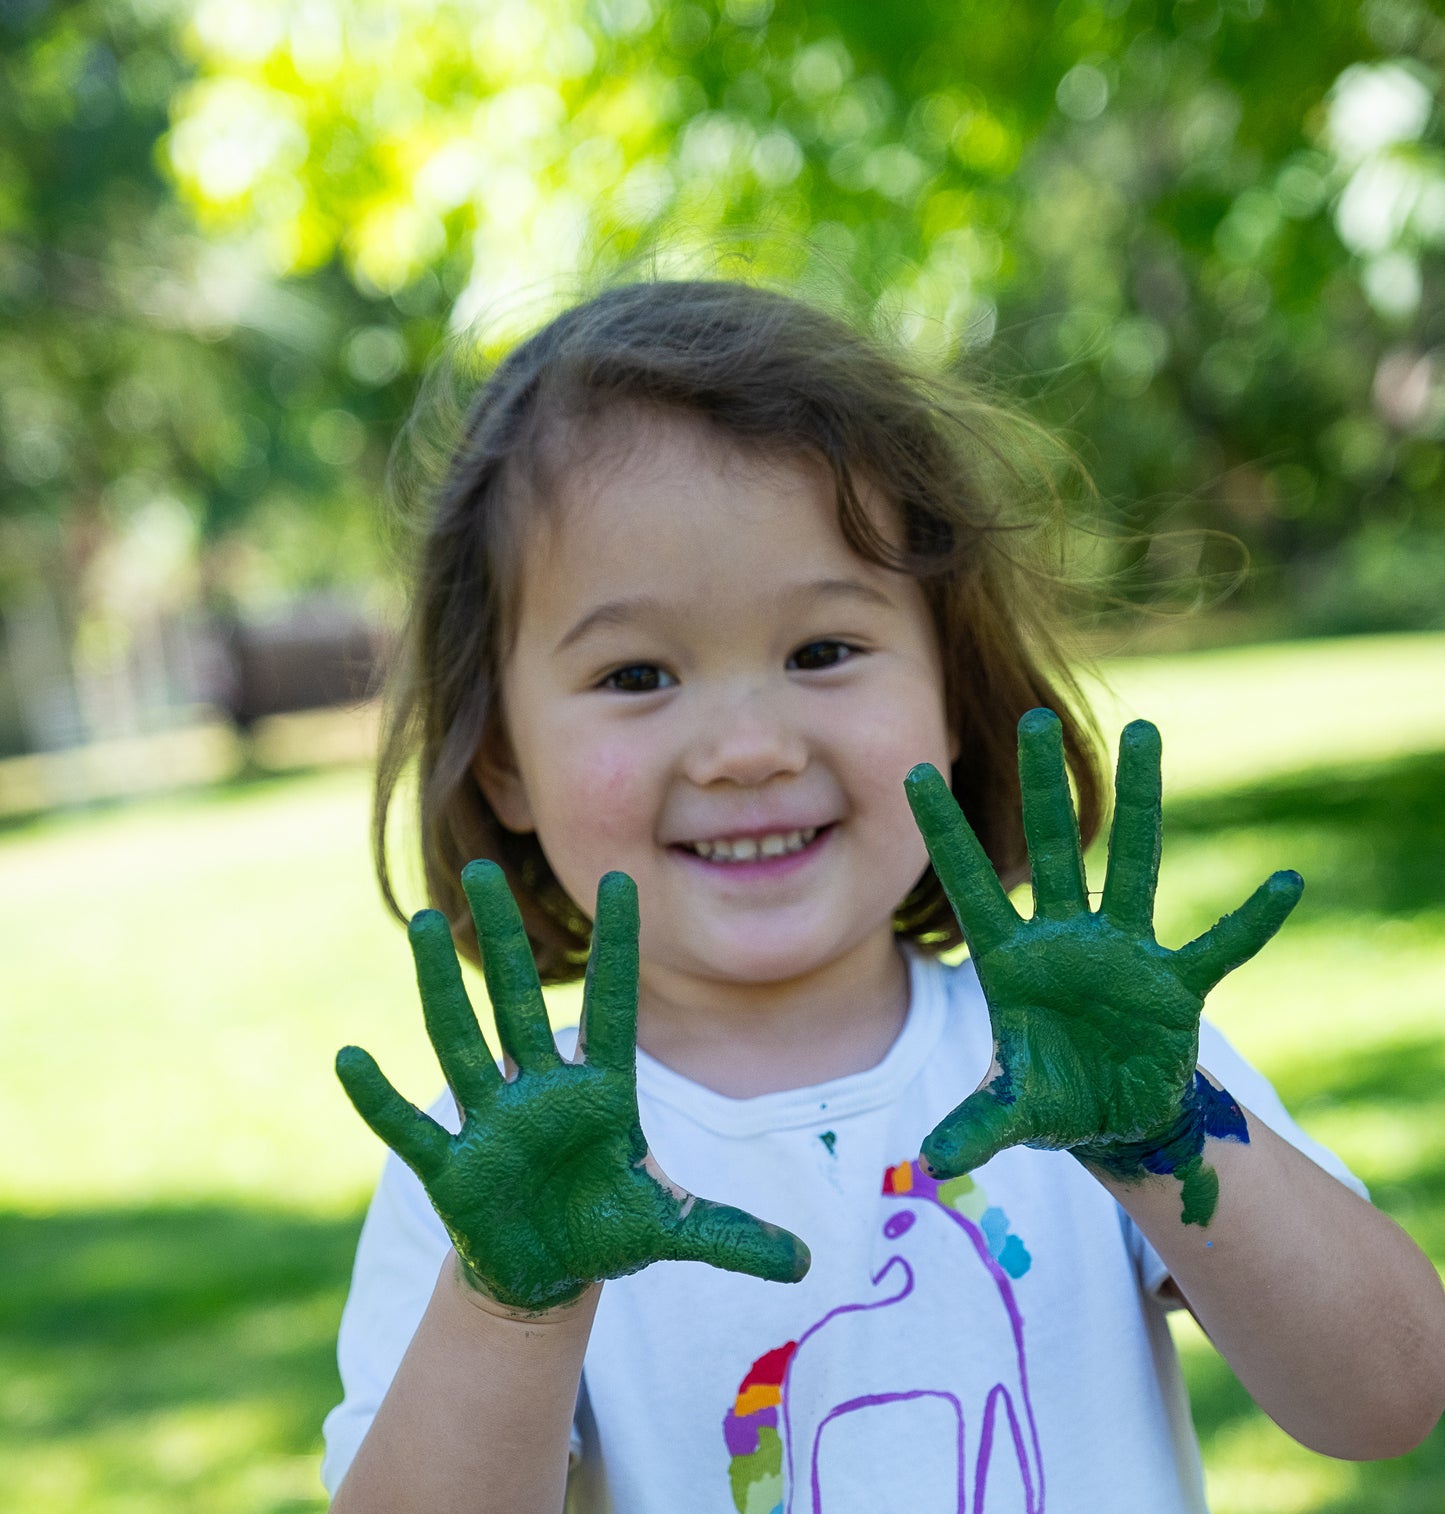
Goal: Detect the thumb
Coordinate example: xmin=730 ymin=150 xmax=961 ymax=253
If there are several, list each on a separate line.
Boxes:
xmin=663 ymin=1196 xmax=811 ymax=1284
xmin=921 ymin=1087 xmax=1028 ymax=1179
xmin=1172 ymin=869 xmax=1304 ymax=997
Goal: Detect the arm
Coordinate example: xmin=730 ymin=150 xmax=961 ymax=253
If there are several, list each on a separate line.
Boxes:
xmin=332 ymin=1265 xmax=597 ymax=1512
xmin=1098 ymin=1115 xmax=1445 ymax=1460
xmin=331 ymin=864 xmax=809 ymax=1513
xmin=906 ymin=711 xmax=1445 ymax=1459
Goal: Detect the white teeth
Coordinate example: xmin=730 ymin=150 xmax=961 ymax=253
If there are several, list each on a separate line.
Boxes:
xmin=689 ymin=827 xmax=818 ymax=862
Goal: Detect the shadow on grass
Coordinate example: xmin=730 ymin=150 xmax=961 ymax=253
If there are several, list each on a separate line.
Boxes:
xmin=0 ymin=1203 xmax=363 ymax=1509
xmin=1164 ymin=747 xmax=1445 ymax=918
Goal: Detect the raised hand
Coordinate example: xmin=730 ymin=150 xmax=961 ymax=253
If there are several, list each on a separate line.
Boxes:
xmin=336 ymin=862 xmax=810 ymax=1312
xmin=905 ymin=709 xmax=1302 ymax=1226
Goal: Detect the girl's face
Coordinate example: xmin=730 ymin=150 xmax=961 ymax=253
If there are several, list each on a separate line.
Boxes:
xmin=478 ymin=409 xmax=955 ymax=997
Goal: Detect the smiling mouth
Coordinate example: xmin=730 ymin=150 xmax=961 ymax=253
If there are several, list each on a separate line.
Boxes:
xmin=680 ymin=826 xmax=823 ymax=863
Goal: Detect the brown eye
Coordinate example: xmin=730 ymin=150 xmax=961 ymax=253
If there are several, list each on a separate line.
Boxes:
xmin=788 ymin=640 xmax=855 ymax=671
xmin=602 ymin=664 xmax=674 ymax=693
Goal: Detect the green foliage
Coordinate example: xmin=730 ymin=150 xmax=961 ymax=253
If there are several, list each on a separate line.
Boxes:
xmin=0 ymin=0 xmax=437 ymax=613
xmin=4 ymin=0 xmax=1443 ymax=632
xmin=155 ymin=0 xmax=1445 ymax=631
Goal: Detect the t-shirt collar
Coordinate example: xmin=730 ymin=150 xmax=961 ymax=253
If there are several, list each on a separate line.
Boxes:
xmin=633 ymin=950 xmax=953 ymax=1137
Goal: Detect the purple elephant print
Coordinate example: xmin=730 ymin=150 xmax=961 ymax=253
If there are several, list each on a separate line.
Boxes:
xmin=723 ymin=1159 xmax=1043 ymax=1514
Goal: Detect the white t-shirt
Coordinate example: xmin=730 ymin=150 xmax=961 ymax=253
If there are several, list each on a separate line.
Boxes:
xmin=322 ymin=951 xmax=1365 ymax=1513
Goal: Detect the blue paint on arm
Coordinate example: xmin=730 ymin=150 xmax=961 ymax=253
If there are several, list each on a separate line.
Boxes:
xmin=1195 ymin=1072 xmax=1248 ymax=1143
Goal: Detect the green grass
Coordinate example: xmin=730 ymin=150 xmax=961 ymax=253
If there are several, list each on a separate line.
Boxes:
xmin=1148 ymin=745 xmax=1445 ymax=1514
xmin=0 ymin=1207 xmax=356 ymax=1513
xmin=2 ymin=632 xmax=1444 ymax=1512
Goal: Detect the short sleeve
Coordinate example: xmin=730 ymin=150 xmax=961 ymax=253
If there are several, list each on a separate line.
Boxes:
xmin=320 ymin=1083 xmax=590 ymax=1494
xmin=320 ymin=1131 xmax=454 ymax=1493
xmin=1124 ymin=1020 xmax=1370 ymax=1300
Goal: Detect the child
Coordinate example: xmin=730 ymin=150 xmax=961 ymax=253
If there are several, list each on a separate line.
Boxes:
xmin=321 ymin=281 xmax=1445 ymax=1513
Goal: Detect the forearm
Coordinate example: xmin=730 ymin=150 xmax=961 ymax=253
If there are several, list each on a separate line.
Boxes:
xmin=332 ymin=1254 xmax=598 ymax=1514
xmin=1094 ymin=1104 xmax=1445 ymax=1459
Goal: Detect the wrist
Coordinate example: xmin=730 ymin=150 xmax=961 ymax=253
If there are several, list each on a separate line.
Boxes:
xmin=1074 ymin=1069 xmax=1250 ymax=1227
xmin=446 ymin=1252 xmax=601 ymax=1327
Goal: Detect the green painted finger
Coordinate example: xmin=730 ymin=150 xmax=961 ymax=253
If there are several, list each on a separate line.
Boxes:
xmin=1172 ymin=869 xmax=1305 ymax=996
xmin=904 ymin=763 xmax=1020 ymax=958
xmin=461 ymin=859 xmax=561 ymax=1070
xmin=920 ymin=1087 xmax=1028 ymax=1178
xmin=1018 ymin=708 xmax=1089 ymax=919
xmin=408 ymin=909 xmax=501 ymax=1110
xmin=664 ymin=1196 xmax=811 ymax=1283
xmin=578 ymin=872 xmax=640 ymax=1074
xmin=1099 ymin=720 xmax=1164 ymax=933
xmin=335 ymin=1045 xmax=450 ymax=1180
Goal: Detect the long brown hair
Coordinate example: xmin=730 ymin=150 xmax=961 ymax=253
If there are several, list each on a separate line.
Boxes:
xmin=375 ymin=279 xmax=1104 ymax=981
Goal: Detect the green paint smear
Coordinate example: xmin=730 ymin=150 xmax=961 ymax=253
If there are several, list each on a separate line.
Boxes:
xmin=1177 ymin=1156 xmax=1220 ymax=1228
xmin=906 ymin=711 xmax=1297 ymax=1228
xmin=936 ymin=1173 xmax=975 ymax=1207
xmin=818 ymin=1130 xmax=837 ymax=1157
xmin=730 ymin=1426 xmax=782 ymax=1514
xmin=337 ymin=862 xmax=810 ymax=1312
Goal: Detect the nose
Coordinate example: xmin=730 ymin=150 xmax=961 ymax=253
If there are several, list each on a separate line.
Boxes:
xmin=682 ymin=680 xmax=808 ymax=789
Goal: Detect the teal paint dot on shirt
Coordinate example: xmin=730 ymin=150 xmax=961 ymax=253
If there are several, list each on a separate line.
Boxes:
xmin=997 ymin=1234 xmax=1032 ymax=1279
xmin=980 ymin=1206 xmax=1009 ymax=1256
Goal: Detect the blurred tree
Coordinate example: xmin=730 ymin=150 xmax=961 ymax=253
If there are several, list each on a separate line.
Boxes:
xmin=0 ymin=0 xmax=443 ymax=750
xmin=160 ymin=0 xmax=1445 ymax=634
xmin=4 ymin=0 xmax=1443 ymax=678
xmin=0 ymin=0 xmax=429 ymax=650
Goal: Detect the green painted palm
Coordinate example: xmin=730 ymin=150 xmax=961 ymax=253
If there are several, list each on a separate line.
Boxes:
xmin=905 ymin=709 xmax=1302 ymax=1224
xmin=336 ymin=862 xmax=810 ymax=1312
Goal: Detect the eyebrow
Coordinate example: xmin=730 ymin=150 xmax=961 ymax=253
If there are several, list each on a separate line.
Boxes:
xmin=554 ymin=576 xmax=899 ymax=655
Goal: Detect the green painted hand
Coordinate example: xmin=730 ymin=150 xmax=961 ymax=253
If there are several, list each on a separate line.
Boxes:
xmin=336 ymin=863 xmax=810 ymax=1312
xmin=905 ymin=709 xmax=1302 ymax=1225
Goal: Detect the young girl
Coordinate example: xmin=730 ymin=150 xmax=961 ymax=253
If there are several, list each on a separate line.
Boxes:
xmin=321 ymin=280 xmax=1445 ymax=1513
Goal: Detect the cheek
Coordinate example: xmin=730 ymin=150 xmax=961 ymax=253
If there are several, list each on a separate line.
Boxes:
xmin=531 ymin=738 xmax=656 ymax=855
xmin=581 ymin=751 xmax=636 ymax=808
xmin=866 ymin=772 xmax=934 ymax=875
xmin=836 ymin=681 xmax=952 ymax=857
xmin=843 ymin=680 xmax=953 ymax=788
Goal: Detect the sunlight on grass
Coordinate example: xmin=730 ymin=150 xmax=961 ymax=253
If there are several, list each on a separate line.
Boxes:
xmin=1087 ymin=632 xmax=1445 ymax=794
xmin=1204 ymin=1451 xmax=1353 ymax=1514
xmin=4 ymin=1398 xmax=325 ymax=1514
xmin=1197 ymin=924 xmax=1445 ymax=1067
xmin=0 ymin=770 xmax=582 ymax=1213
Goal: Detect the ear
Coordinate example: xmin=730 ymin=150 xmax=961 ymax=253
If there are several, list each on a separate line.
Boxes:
xmin=472 ymin=716 xmax=535 ymax=834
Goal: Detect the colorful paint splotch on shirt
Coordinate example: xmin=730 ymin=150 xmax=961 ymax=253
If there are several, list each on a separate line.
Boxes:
xmin=722 ymin=1158 xmax=1037 ymax=1513
xmin=724 ymin=1340 xmax=796 ymax=1514
xmin=882 ymin=1161 xmax=1032 ymax=1281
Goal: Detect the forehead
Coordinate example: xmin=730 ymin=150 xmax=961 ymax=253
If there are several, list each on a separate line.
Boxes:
xmin=514 ymin=405 xmax=899 ymax=601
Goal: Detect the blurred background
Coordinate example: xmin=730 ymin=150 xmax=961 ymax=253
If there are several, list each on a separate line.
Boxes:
xmin=2 ymin=0 xmax=1443 ymax=1509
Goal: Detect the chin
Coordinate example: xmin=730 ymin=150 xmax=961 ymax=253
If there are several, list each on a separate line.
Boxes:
xmin=693 ymin=930 xmax=863 ymax=989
